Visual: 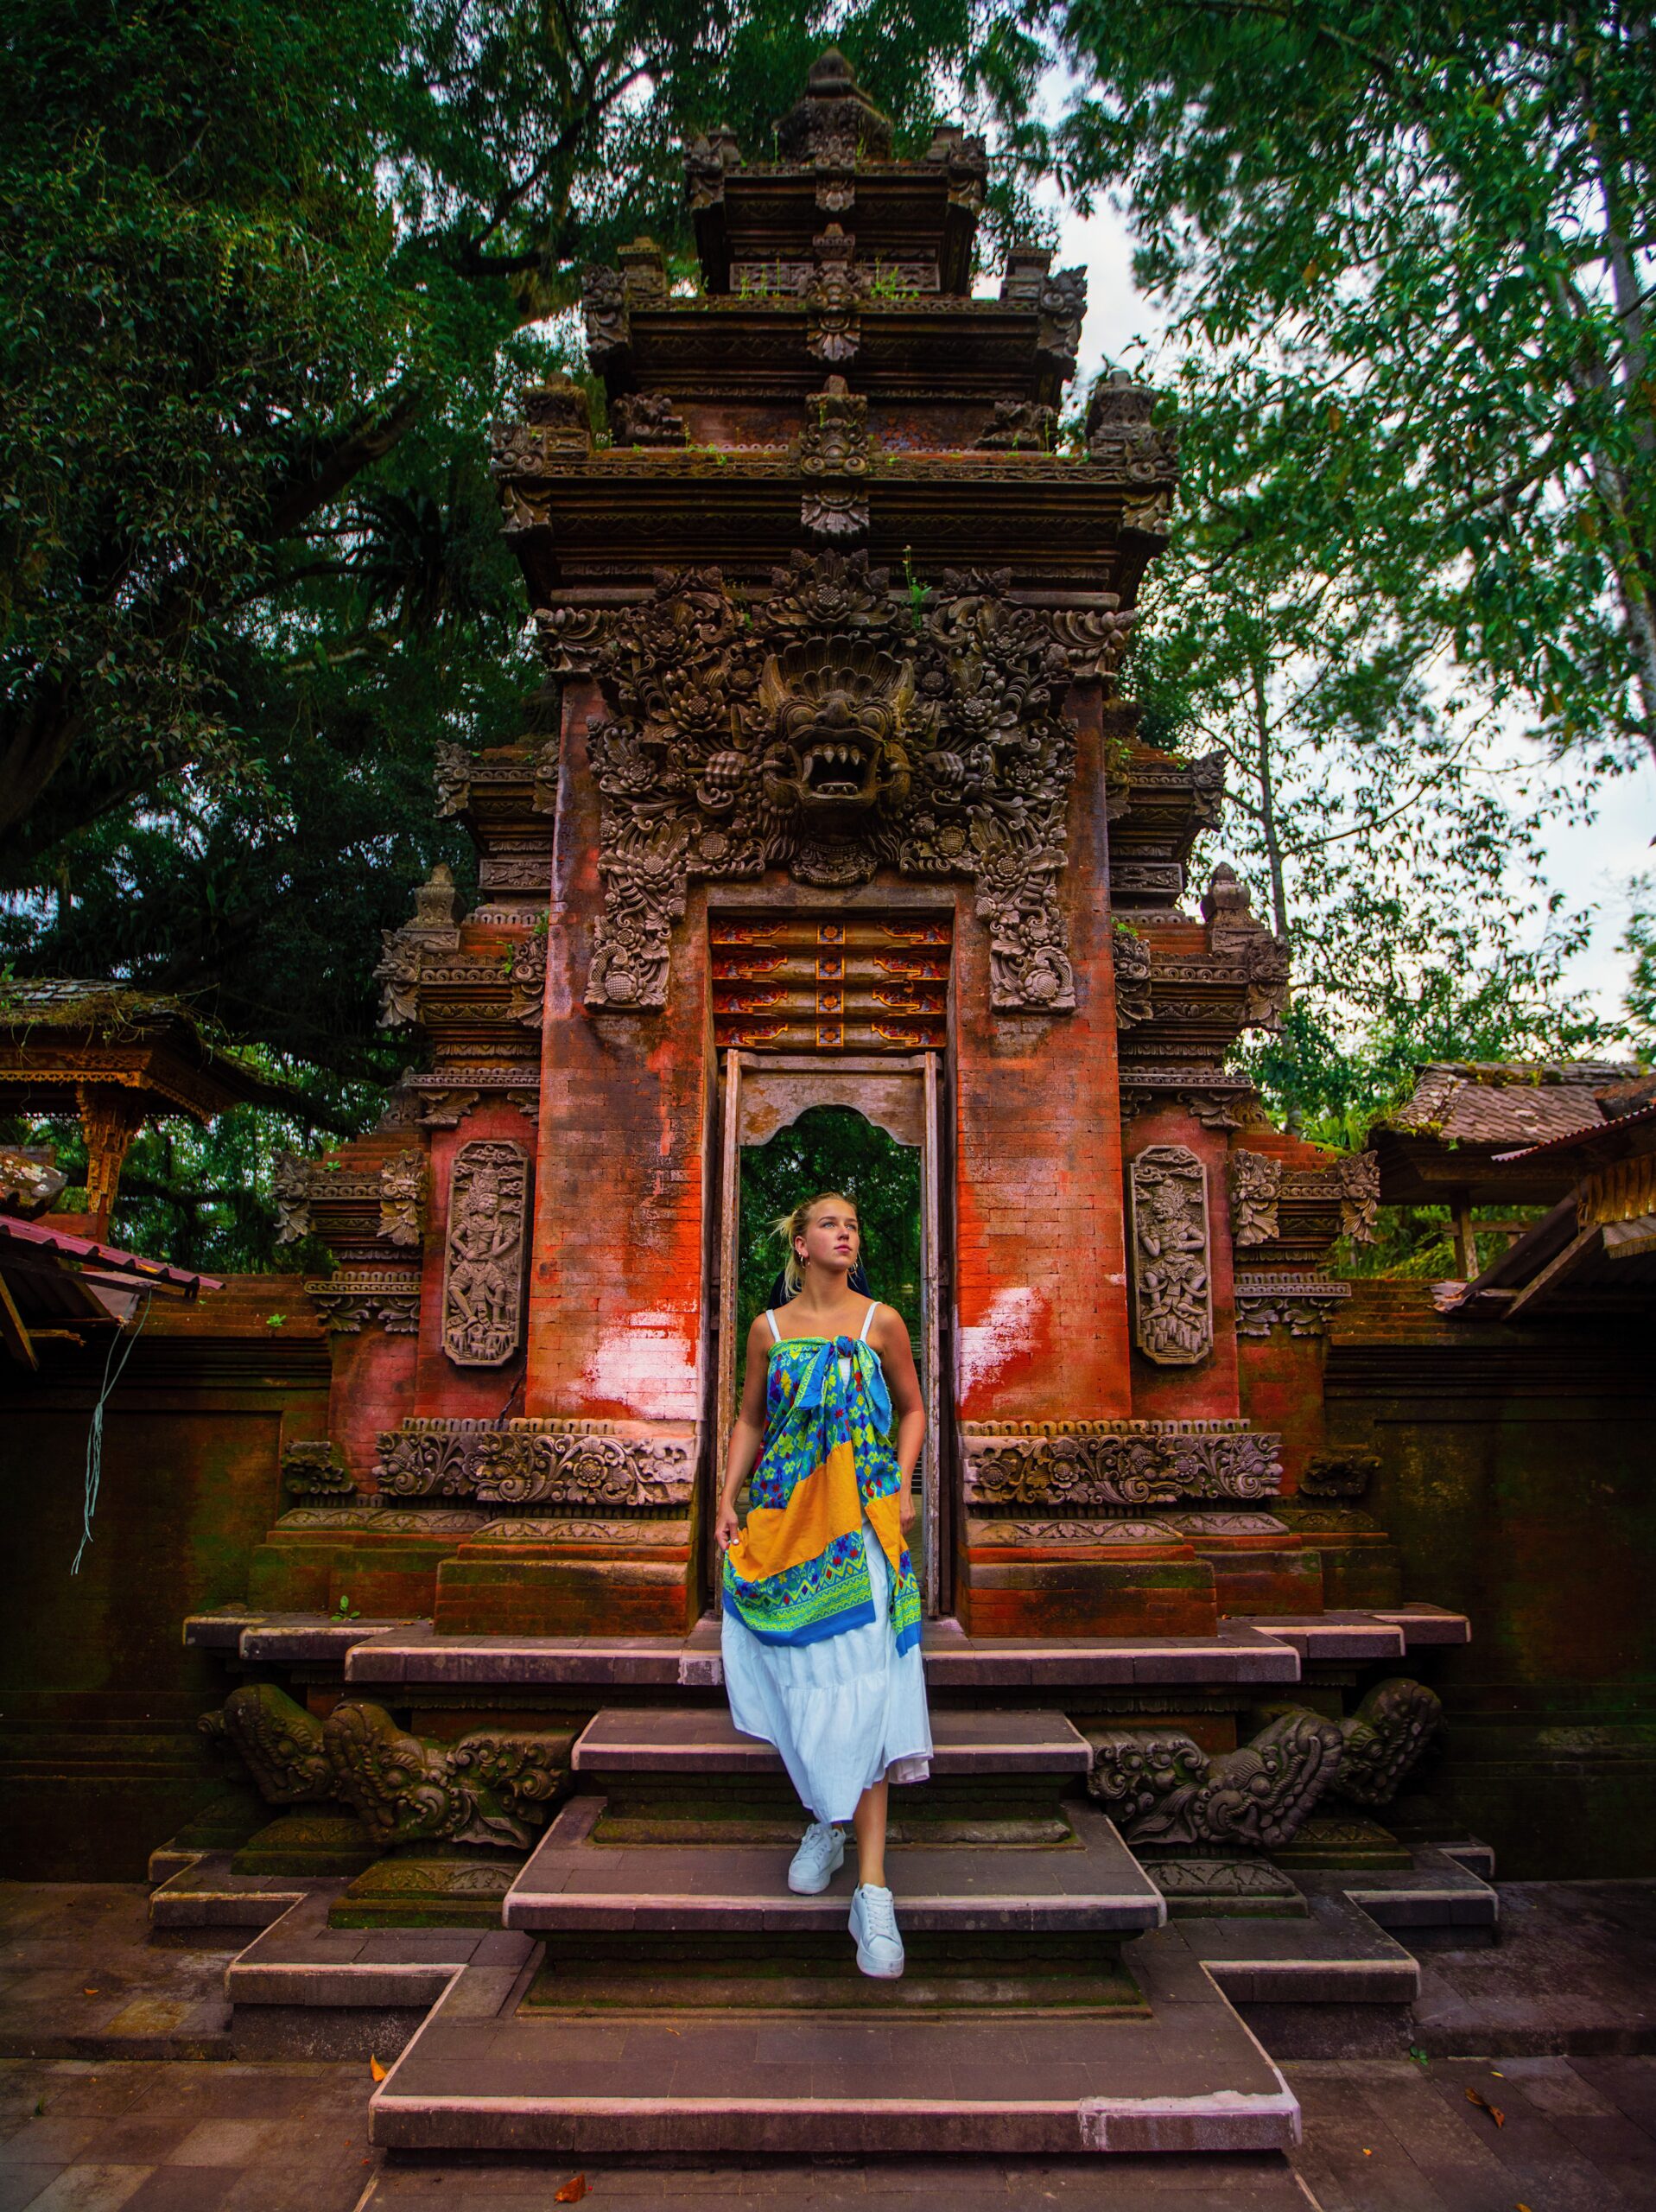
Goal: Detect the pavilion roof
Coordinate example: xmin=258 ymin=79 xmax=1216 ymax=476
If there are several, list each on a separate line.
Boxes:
xmin=0 ymin=980 xmax=307 ymax=1120
xmin=1367 ymin=1058 xmax=1645 ymax=1206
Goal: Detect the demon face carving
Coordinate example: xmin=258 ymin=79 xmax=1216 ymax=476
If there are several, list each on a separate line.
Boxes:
xmin=758 ymin=639 xmax=921 ymax=823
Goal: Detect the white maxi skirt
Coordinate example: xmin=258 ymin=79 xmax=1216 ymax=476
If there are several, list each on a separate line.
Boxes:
xmin=722 ymin=1516 xmax=933 ymax=1825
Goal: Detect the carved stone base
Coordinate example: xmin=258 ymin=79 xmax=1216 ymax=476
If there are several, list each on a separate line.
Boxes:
xmin=1133 ymin=1853 xmax=1304 ymax=1918
xmin=1269 ymin=1815 xmax=1412 ymax=1871
xmin=232 ymin=1810 xmax=379 ymax=1878
xmin=328 ymin=1844 xmax=526 ymax=1929
xmin=961 ymin=1553 xmax=1218 ymax=1639
xmin=433 ymin=1552 xmax=697 ymax=1637
xmin=1272 ymin=1503 xmax=1403 ymax=1609
xmin=1157 ymin=1513 xmax=1327 ymax=1617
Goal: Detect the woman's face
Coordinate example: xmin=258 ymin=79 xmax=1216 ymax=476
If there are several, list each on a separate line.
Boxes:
xmin=796 ymin=1198 xmax=860 ymax=1281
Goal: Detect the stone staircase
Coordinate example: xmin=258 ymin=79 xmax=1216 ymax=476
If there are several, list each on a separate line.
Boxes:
xmin=367 ymin=1704 xmax=1300 ymax=2158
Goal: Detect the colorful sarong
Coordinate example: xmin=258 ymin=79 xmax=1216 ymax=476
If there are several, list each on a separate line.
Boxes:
xmin=722 ymin=1330 xmax=922 ymax=1655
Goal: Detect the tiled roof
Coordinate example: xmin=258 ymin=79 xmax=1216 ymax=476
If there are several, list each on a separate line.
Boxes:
xmin=1387 ymin=1061 xmax=1640 ymax=1148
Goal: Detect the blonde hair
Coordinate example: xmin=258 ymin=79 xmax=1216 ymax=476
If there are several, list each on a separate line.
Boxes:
xmin=773 ymin=1190 xmax=859 ymax=1298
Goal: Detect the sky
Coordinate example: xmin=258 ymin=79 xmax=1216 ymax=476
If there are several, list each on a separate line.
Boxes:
xmin=1043 ymin=194 xmax=1655 ymax=1029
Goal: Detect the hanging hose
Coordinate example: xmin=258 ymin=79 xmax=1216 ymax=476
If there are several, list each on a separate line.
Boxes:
xmin=73 ymin=1287 xmax=152 ymax=1576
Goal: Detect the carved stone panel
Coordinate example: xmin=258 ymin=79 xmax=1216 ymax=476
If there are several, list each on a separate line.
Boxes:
xmin=1129 ymin=1145 xmax=1213 ymax=1365
xmin=441 ymin=1141 xmax=530 ymax=1367
xmin=1229 ymin=1151 xmax=1283 ymax=1245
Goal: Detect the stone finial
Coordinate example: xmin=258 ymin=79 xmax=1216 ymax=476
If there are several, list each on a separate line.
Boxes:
xmin=410 ymin=862 xmax=460 ymax=932
xmin=1087 ymin=368 xmax=1156 ymax=434
xmin=618 ymin=235 xmax=668 ymax=304
xmin=1200 ymin=861 xmax=1254 ymax=926
xmin=1000 ymin=244 xmax=1054 ymax=305
xmin=776 ymin=48 xmax=894 ymax=166
xmin=522 ymin=375 xmax=592 ymax=438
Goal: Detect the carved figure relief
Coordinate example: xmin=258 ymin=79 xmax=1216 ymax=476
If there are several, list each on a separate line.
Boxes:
xmin=441 ymin=1141 xmax=530 ymax=1367
xmin=575 ymin=553 xmax=1081 ymax=1015
xmin=798 ymin=375 xmax=870 ymax=541
xmin=1129 ymin=1145 xmax=1214 ymax=1364
xmin=378 ymin=1153 xmax=425 ymax=1246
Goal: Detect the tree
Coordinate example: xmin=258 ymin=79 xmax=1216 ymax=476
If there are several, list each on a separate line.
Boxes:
xmin=3 ymin=0 xmax=1049 ymax=1087
xmin=1042 ymin=0 xmax=1656 ymax=773
xmin=1129 ymin=362 xmax=1616 ymax=1135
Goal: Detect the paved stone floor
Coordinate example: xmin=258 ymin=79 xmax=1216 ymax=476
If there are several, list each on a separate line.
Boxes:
xmin=3 ymin=1880 xmax=1655 ymax=2209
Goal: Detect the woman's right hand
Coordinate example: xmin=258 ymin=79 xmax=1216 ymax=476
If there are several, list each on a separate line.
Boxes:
xmin=714 ymin=1501 xmax=741 ymax=1554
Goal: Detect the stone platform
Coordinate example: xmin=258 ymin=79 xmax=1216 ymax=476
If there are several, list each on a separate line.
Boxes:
xmin=181 ymin=1603 xmax=1469 ymax=1689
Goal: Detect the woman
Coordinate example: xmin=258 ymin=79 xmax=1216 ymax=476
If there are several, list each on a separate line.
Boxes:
xmin=715 ymin=1191 xmax=932 ymax=1980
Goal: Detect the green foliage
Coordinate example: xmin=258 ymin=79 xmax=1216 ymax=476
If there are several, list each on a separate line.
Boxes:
xmin=1044 ymin=0 xmax=1656 ymax=771
xmin=736 ymin=1106 xmax=923 ymax=1363
xmin=1627 ymin=879 xmax=1656 ymax=1052
xmin=3 ymin=0 xmax=1043 ymax=1090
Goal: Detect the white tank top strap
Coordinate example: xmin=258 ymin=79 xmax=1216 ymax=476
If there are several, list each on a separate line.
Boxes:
xmin=764 ymin=1308 xmax=780 ymax=1343
xmin=858 ymin=1300 xmax=879 ymax=1343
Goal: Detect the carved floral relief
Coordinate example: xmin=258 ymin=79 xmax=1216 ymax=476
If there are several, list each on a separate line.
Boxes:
xmin=441 ymin=1141 xmax=530 ymax=1367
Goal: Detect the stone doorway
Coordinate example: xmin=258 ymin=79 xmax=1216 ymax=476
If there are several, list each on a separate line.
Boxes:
xmin=712 ymin=1052 xmax=949 ymax=1614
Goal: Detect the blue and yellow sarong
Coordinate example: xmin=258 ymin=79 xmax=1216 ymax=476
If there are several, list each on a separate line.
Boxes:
xmin=722 ymin=1331 xmax=922 ymax=1655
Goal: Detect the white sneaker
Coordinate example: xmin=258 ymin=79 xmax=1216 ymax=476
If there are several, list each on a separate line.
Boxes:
xmin=788 ymin=1821 xmax=845 ymax=1894
xmin=848 ymin=1883 xmax=904 ymax=1978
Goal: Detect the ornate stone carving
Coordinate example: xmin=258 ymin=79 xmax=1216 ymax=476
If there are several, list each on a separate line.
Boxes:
xmin=798 ymin=375 xmax=869 ymax=541
xmin=577 ymin=554 xmax=1080 ymax=1014
xmin=1334 ymin=1679 xmax=1443 ymax=1806
xmin=378 ymin=1152 xmax=425 ymax=1247
xmin=322 ymin=1701 xmax=568 ymax=1851
xmin=1230 ymin=1151 xmax=1283 ymax=1245
xmin=441 ymin=1140 xmax=530 ymax=1367
xmin=1049 ymin=603 xmax=1139 ymax=680
xmin=523 ymin=375 xmax=593 ymax=448
xmin=976 ymin=400 xmax=1056 ymax=451
xmin=806 ymin=222 xmax=860 ymax=363
xmin=1299 ymin=1447 xmax=1380 ymax=1501
xmin=272 ymin=1151 xmax=311 ymax=1245
xmin=1088 ymin=1710 xmax=1344 ymax=1849
xmin=961 ymin=1423 xmax=1281 ymax=1510
xmin=280 ymin=1441 xmax=353 ymax=1500
xmin=1113 ymin=925 xmax=1153 ymax=1028
xmin=684 ymin=129 xmax=739 ymax=210
xmin=582 ymin=264 xmax=629 ymax=371
xmin=1336 ymin=1151 xmax=1380 ymax=1243
xmin=611 ymin=392 xmax=686 ymax=448
xmin=373 ymin=1418 xmax=695 ymax=1509
xmin=1201 ymin=866 xmax=1291 ymax=1029
xmin=471 ymin=1427 xmax=695 ymax=1509
xmin=1139 ymin=1855 xmax=1300 ymax=1901
xmin=1130 ymin=1145 xmax=1213 ymax=1365
xmin=304 ymin=1271 xmax=422 ymax=1335
xmin=1084 ymin=371 xmax=1181 ymax=484
xmin=1233 ymin=1273 xmax=1353 ymax=1338
xmin=775 ymin=47 xmax=893 ymax=166
xmin=1035 ymin=269 xmax=1087 ymax=374
xmin=202 ymin=1683 xmax=331 ymax=1804
xmin=207 ymin=1684 xmax=573 ymax=1848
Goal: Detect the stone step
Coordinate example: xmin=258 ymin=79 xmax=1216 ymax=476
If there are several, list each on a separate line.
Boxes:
xmin=504 ymin=1793 xmax=1164 ymax=1936
xmin=570 ymin=1703 xmax=1090 ymax=1777
xmin=368 ymin=1946 xmax=1301 ymax=2158
xmin=149 ymin=1853 xmax=329 ymax=1930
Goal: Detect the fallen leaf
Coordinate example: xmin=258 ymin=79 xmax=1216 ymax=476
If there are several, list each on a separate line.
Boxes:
xmin=1490 ymin=2068 xmax=1503 ymax=2077
xmin=1465 ymin=2087 xmax=1505 ymax=2127
xmin=370 ymin=2056 xmax=389 ymax=2082
xmin=1361 ymin=2148 xmax=1372 ymax=2157
xmin=555 ymin=2177 xmax=588 ymax=2202
xmin=82 ymin=1987 xmax=98 ymax=1996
